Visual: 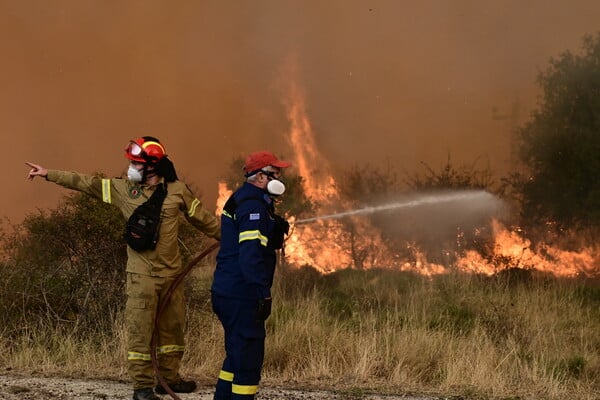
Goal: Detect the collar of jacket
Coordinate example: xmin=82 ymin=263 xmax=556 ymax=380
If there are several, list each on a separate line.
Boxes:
xmin=141 ymin=177 xmax=166 ymax=189
xmin=240 ymin=182 xmax=272 ymax=205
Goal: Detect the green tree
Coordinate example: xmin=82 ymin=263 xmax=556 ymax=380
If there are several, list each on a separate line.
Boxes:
xmin=517 ymin=34 xmax=600 ymax=229
xmin=0 ymin=191 xmax=127 ymax=336
xmin=0 ymin=176 xmax=218 ymax=339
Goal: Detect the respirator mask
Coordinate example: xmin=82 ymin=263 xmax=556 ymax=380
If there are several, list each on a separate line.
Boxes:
xmin=267 ymin=179 xmax=286 ymax=196
xmin=127 ymin=164 xmax=144 ymax=183
xmin=261 ymin=170 xmax=286 ymax=196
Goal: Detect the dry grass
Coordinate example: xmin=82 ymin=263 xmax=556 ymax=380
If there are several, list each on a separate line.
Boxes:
xmin=1 ymin=266 xmax=599 ymax=400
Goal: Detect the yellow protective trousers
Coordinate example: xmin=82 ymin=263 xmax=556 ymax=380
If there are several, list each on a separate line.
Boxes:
xmin=126 ymin=272 xmax=186 ymax=389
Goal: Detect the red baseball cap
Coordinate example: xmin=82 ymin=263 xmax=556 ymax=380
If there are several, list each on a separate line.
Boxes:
xmin=243 ymin=151 xmax=291 ymax=174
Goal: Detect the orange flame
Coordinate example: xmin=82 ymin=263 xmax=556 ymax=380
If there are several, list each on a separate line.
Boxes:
xmin=215 ymin=182 xmax=232 ymax=217
xmin=282 ymin=75 xmax=402 ymax=272
xmin=283 ymin=79 xmax=337 ymax=201
xmin=214 ymin=67 xmax=599 ymax=278
xmin=455 ymin=220 xmax=599 ymax=277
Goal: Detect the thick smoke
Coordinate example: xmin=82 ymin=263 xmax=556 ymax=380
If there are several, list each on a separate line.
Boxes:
xmin=2 ymin=1 xmax=600 ymax=223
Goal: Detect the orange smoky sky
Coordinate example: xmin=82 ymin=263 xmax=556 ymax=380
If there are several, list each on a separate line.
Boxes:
xmin=1 ymin=1 xmax=600 ymax=224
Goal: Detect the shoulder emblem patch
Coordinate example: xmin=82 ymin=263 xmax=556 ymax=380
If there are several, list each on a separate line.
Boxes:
xmin=249 ymin=213 xmax=261 ymax=221
xmin=128 ymin=185 xmax=142 ymax=199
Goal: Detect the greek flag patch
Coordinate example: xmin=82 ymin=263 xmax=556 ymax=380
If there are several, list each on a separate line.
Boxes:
xmin=249 ymin=213 xmax=261 ymax=220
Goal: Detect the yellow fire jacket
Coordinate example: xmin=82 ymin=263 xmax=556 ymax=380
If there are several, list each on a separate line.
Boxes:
xmin=46 ymin=170 xmax=220 ymax=277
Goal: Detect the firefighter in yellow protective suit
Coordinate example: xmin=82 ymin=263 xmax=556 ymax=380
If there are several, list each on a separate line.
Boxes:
xmin=26 ymin=136 xmax=220 ymax=400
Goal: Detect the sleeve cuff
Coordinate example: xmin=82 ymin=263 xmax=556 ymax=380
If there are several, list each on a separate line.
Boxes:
xmin=46 ymin=170 xmax=59 ymax=182
xmin=257 ymin=287 xmax=271 ymax=299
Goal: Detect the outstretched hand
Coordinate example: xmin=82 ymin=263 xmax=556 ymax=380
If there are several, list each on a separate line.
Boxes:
xmin=25 ymin=162 xmax=48 ymax=180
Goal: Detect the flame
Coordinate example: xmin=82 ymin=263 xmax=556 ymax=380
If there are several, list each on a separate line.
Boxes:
xmin=280 ymin=77 xmax=599 ymax=277
xmin=214 ymin=66 xmax=599 ymax=278
xmin=283 ymin=79 xmax=337 ymax=201
xmin=283 ymin=79 xmax=347 ymax=270
xmin=215 ymin=182 xmax=232 ymax=217
xmin=455 ymin=220 xmax=599 ymax=278
xmin=282 ymin=76 xmax=407 ymax=272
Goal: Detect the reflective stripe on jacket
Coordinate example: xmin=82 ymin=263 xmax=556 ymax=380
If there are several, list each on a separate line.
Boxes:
xmin=211 ymin=182 xmax=277 ymax=300
xmin=46 ymin=169 xmax=220 ymax=277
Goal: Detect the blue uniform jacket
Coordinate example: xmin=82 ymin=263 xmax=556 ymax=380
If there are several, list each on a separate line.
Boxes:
xmin=211 ymin=182 xmax=278 ymax=300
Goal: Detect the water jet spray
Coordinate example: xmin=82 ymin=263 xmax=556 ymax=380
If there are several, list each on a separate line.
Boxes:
xmin=294 ymin=190 xmax=502 ymax=225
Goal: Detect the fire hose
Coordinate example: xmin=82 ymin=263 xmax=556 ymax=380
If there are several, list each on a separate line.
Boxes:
xmin=151 ymin=241 xmax=220 ymax=400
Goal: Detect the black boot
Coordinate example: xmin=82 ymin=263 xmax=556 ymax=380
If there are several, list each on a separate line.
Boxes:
xmin=155 ymin=379 xmax=197 ymax=394
xmin=132 ymin=387 xmax=160 ymax=400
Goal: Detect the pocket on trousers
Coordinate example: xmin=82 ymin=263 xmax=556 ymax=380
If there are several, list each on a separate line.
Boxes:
xmin=128 ymin=298 xmax=146 ymax=309
xmin=241 ymin=310 xmax=266 ymax=340
xmin=126 ymin=297 xmax=150 ymax=336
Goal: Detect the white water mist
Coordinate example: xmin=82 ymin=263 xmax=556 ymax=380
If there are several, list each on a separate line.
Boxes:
xmin=294 ymin=190 xmax=504 ymax=224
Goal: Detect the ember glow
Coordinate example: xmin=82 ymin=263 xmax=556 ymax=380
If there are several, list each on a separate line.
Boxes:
xmin=215 ymin=77 xmax=599 ymax=278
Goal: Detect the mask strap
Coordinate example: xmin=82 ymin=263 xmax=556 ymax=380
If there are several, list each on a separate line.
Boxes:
xmin=244 ymin=168 xmax=262 ymax=178
xmin=144 ymin=166 xmax=159 ymax=181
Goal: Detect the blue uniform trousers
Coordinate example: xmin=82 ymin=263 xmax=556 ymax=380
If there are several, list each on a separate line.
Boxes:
xmin=212 ymin=294 xmax=266 ymax=400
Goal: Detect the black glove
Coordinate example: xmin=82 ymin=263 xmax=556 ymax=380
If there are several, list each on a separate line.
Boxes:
xmin=271 ymin=215 xmax=289 ymax=250
xmin=256 ymin=297 xmax=272 ymax=321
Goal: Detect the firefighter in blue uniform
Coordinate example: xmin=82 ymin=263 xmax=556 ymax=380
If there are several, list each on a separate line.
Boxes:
xmin=211 ymin=151 xmax=291 ymax=400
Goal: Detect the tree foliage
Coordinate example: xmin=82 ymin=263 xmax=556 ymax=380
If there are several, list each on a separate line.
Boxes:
xmin=330 ymin=163 xmax=401 ymax=269
xmin=337 ymin=161 xmax=400 ymax=205
xmin=517 ymin=34 xmax=600 ymax=228
xmin=0 ymin=192 xmax=127 ymax=336
xmin=405 ymin=155 xmax=495 ymax=191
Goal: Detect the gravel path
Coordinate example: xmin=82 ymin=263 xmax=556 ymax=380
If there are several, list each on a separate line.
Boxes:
xmin=0 ymin=374 xmax=436 ymax=400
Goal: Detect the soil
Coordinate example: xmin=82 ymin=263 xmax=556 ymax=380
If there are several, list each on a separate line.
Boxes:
xmin=0 ymin=374 xmax=438 ymax=400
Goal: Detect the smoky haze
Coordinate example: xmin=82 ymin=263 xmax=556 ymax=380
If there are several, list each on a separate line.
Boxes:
xmin=369 ymin=190 xmax=507 ymax=260
xmin=2 ymin=1 xmax=600 ymax=224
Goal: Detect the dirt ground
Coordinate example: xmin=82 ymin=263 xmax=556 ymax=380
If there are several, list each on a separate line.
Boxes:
xmin=0 ymin=374 xmax=439 ymax=400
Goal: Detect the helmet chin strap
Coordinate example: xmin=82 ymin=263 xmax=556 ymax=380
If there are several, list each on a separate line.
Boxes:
xmin=143 ymin=165 xmax=158 ymax=183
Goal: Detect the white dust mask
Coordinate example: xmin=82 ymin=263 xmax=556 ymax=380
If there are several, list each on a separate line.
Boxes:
xmin=127 ymin=165 xmax=144 ymax=183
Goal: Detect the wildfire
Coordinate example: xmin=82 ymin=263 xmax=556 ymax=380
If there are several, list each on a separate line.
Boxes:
xmin=455 ymin=220 xmax=599 ymax=278
xmin=282 ymin=78 xmax=397 ymax=272
xmin=215 ymin=182 xmax=232 ymax=217
xmin=214 ymin=70 xmax=599 ymax=278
